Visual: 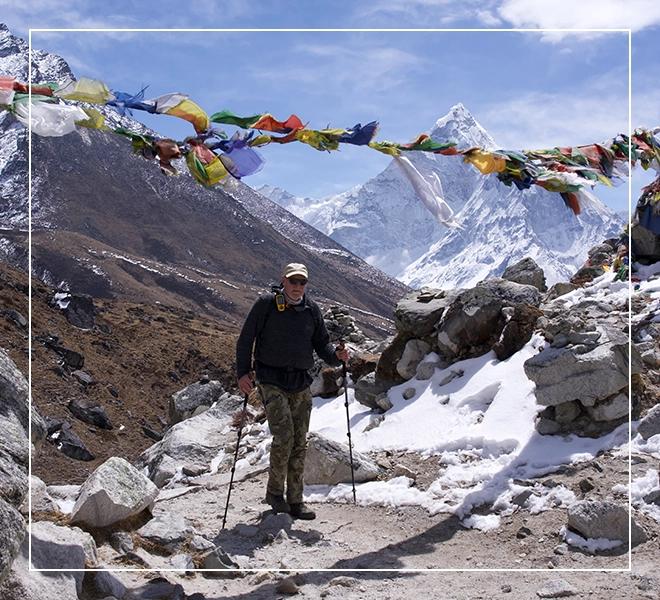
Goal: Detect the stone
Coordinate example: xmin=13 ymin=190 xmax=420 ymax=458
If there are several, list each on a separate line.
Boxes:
xmin=416 ymin=360 xmax=439 ymax=380
xmin=567 ymin=500 xmax=647 ymax=545
xmin=71 ymin=369 xmax=94 ymax=388
xmin=67 ymin=397 xmax=113 ymax=429
xmin=436 ymin=286 xmax=505 ymax=360
xmin=347 ymin=353 xmax=379 ymax=383
xmin=354 ymin=372 xmax=393 ymax=410
xmin=545 ymin=282 xmax=579 ymax=302
xmin=393 ymin=289 xmax=459 ymax=338
xmin=637 ymin=404 xmax=660 ymax=440
xmin=394 ymin=464 xmax=416 ymax=481
xmin=310 ymin=366 xmax=342 ymax=398
xmin=135 ymin=400 xmax=243 ymax=487
xmin=502 ymin=257 xmax=547 ymax=292
xmin=170 ymin=553 xmax=195 ymax=570
xmin=137 ymin=514 xmax=196 ymax=552
xmin=554 ymin=401 xmax=581 ymax=424
xmin=536 ymin=578 xmax=578 ymax=598
xmin=397 ymin=338 xmax=431 ymax=380
xmin=93 ymin=569 xmax=127 ymax=600
xmin=189 ymin=534 xmax=216 ymax=552
xmin=276 ymin=577 xmax=300 ymax=595
xmin=536 ymin=418 xmax=562 ymax=435
xmin=477 ymin=277 xmax=543 ymax=307
xmin=0 ymin=349 xmax=37 ymax=586
xmin=375 ymin=394 xmax=393 ymax=412
xmin=493 ymin=303 xmax=544 ymax=361
xmin=63 ymin=293 xmax=96 ymax=329
xmin=632 ymin=220 xmax=660 ymax=260
xmin=70 ymin=456 xmax=159 ymax=528
xmin=0 ymin=521 xmax=92 ymax=599
xmin=110 ymin=531 xmax=134 ymax=554
xmin=25 ymin=476 xmax=58 ymax=514
xmin=304 ymin=432 xmax=380 ymax=485
xmin=169 ymin=380 xmax=227 ymax=425
xmin=403 ymin=387 xmax=417 ymax=400
xmin=585 ymin=393 xmax=628 ymax=422
xmin=374 ymin=333 xmax=409 ymax=384
xmin=137 ymin=578 xmax=185 ymax=599
xmin=5 ymin=309 xmax=26 ymax=328
xmin=571 ymin=265 xmax=606 ymax=286
xmin=46 ymin=421 xmax=95 ymax=461
xmin=523 ymin=325 xmax=630 ymax=407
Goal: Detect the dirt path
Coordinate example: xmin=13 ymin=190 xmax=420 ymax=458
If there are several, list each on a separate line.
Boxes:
xmin=93 ymin=451 xmax=658 ymax=599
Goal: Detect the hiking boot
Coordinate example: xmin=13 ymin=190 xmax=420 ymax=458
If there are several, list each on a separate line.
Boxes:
xmin=266 ymin=492 xmax=290 ymax=513
xmin=289 ymin=502 xmax=316 ymax=520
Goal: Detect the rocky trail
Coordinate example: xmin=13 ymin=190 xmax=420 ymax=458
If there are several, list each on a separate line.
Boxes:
xmin=67 ymin=449 xmax=658 ymax=599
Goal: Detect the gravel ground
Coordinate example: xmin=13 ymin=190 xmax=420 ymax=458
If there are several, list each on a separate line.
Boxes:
xmin=87 ymin=450 xmax=659 ymax=600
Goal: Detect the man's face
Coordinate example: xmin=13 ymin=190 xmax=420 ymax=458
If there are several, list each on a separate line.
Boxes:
xmin=282 ymin=274 xmax=308 ymax=302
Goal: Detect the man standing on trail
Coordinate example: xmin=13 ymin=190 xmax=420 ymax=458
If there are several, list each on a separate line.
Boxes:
xmin=236 ymin=263 xmax=350 ymax=520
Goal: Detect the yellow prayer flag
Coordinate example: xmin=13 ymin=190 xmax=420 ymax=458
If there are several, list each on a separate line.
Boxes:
xmin=75 ymin=107 xmax=106 ymax=130
xmin=166 ymin=99 xmax=210 ymax=134
xmin=204 ymin=156 xmax=229 ymax=185
xmin=368 ymin=141 xmax=401 ymax=156
xmin=463 ymin=150 xmax=507 ymax=174
xmin=57 ymin=77 xmax=114 ymax=104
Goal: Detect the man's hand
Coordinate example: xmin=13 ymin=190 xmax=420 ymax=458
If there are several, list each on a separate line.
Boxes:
xmin=238 ymin=373 xmax=254 ymax=395
xmin=335 ymin=344 xmax=350 ymax=364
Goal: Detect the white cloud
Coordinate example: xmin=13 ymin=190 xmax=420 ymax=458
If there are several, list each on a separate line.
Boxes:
xmin=477 ymin=11 xmax=502 ymax=27
xmin=479 ymin=89 xmax=629 ymax=151
xmin=497 ymin=0 xmax=660 ymax=32
xmin=248 ymin=42 xmax=424 ymax=100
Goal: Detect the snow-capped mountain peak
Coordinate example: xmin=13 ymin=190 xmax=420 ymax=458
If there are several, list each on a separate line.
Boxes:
xmin=258 ymin=104 xmax=626 ymax=288
xmin=429 ymin=102 xmax=497 ymax=150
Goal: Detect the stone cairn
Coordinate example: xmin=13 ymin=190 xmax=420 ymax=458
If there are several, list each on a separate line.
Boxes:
xmin=323 ymin=305 xmax=365 ymax=344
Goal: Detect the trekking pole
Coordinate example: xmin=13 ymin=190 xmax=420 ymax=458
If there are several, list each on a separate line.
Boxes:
xmin=339 ymin=341 xmax=357 ymax=505
xmin=222 ymin=393 xmax=249 ymax=530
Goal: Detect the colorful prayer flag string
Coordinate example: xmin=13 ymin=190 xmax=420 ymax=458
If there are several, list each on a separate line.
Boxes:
xmin=2 ymin=75 xmax=659 ymax=223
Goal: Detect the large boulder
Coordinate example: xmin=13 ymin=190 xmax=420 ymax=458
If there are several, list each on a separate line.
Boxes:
xmin=169 ymin=379 xmax=227 ymax=425
xmin=0 ymin=521 xmax=95 ymax=599
xmin=567 ymin=500 xmax=647 ymax=546
xmin=476 ymin=278 xmax=542 ymax=308
xmin=304 ymin=432 xmax=380 ymax=485
xmin=70 ymin=456 xmax=159 ymax=527
xmin=524 ymin=325 xmax=631 ymax=408
xmin=136 ymin=397 xmax=243 ymax=487
xmin=436 ymin=286 xmax=504 ymax=360
xmin=492 ymin=303 xmax=544 ymax=361
xmin=397 ymin=339 xmax=431 ymax=380
xmin=637 ymin=403 xmax=660 ymax=440
xmin=501 ymin=257 xmax=547 ymax=292
xmin=393 ymin=289 xmax=460 ymax=339
xmin=353 ymin=372 xmax=393 ymax=411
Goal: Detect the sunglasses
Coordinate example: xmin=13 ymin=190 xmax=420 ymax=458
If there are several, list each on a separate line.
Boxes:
xmin=287 ymin=277 xmax=308 ymax=286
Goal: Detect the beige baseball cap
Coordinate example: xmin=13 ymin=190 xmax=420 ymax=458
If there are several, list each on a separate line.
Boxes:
xmin=283 ymin=263 xmax=308 ymax=278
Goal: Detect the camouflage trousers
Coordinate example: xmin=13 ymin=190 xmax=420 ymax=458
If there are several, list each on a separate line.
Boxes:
xmin=258 ymin=383 xmax=312 ymax=504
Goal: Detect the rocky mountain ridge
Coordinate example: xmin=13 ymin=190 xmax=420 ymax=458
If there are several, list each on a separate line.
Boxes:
xmin=0 ymin=24 xmax=408 ymax=341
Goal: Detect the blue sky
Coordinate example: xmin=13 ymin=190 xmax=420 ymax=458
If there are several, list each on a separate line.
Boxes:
xmin=2 ymin=1 xmax=659 ymax=213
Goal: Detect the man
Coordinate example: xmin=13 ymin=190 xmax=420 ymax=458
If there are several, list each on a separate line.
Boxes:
xmin=236 ymin=263 xmax=350 ymax=520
